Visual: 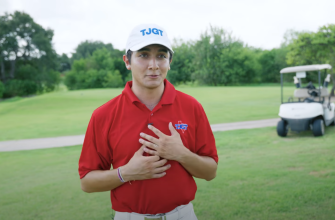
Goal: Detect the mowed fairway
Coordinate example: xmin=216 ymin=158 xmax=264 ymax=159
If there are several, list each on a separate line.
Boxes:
xmin=0 ymin=127 xmax=334 ymax=220
xmin=0 ymin=86 xmax=294 ymax=141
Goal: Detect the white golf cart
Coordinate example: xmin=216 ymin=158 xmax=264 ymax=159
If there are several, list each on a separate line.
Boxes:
xmin=277 ymin=64 xmax=335 ymax=137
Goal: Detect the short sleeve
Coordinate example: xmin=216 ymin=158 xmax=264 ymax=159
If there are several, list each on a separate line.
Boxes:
xmin=195 ymin=105 xmax=219 ymax=163
xmin=78 ymin=113 xmax=113 ymax=179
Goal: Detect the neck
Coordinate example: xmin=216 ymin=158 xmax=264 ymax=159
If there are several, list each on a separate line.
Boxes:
xmin=131 ymin=81 xmax=165 ymax=107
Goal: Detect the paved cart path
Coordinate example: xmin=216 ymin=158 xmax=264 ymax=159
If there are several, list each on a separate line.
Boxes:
xmin=0 ymin=118 xmax=280 ymax=152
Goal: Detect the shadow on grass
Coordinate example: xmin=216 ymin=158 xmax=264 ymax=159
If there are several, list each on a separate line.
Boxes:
xmin=285 ymin=125 xmax=335 ymax=139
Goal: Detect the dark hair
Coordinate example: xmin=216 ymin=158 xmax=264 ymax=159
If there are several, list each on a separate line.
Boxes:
xmin=126 ymin=48 xmax=173 ymax=64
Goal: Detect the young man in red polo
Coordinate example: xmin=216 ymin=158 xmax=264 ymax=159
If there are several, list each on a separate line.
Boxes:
xmin=78 ymin=24 xmax=218 ymax=220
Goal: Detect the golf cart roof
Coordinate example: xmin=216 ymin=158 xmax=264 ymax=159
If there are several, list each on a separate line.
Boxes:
xmin=280 ymin=64 xmax=332 ymax=74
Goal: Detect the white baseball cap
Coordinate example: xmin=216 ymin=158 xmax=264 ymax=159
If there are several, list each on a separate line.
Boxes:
xmin=125 ymin=24 xmax=174 ymax=54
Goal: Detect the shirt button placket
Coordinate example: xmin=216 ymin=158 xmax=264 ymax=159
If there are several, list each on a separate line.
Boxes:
xmin=148 ymin=112 xmax=153 ymax=126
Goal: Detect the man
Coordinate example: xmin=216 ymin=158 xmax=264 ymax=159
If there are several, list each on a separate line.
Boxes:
xmin=78 ymin=24 xmax=218 ymax=220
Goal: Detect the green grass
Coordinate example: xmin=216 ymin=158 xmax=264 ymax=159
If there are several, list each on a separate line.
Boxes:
xmin=0 ymin=127 xmax=334 ymax=219
xmin=196 ymin=127 xmax=335 ymax=220
xmin=0 ymin=86 xmax=295 ymax=141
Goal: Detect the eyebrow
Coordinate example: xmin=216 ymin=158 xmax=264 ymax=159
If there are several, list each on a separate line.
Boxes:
xmin=137 ymin=48 xmax=150 ymax=52
xmin=158 ymin=48 xmax=168 ymax=53
xmin=137 ymin=47 xmax=168 ymax=53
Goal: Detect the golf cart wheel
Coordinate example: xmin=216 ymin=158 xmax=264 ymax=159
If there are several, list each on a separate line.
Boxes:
xmin=277 ymin=120 xmax=288 ymax=137
xmin=312 ymin=119 xmax=324 ymax=137
xmin=330 ymin=116 xmax=335 ymax=126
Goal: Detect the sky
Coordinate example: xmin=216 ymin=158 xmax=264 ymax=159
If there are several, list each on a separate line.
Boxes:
xmin=1 ymin=0 xmax=334 ymax=56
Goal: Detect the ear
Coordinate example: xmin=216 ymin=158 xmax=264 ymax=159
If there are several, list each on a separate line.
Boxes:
xmin=123 ymin=55 xmax=131 ymax=70
xmin=168 ymin=57 xmax=173 ymax=70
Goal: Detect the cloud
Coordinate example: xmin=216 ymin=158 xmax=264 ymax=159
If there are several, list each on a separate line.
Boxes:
xmin=1 ymin=0 xmax=335 ymax=55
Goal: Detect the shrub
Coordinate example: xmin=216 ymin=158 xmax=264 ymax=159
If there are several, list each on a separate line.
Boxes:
xmin=0 ymin=81 xmax=4 ymax=98
xmin=102 ymin=70 xmax=123 ymax=88
xmin=64 ymin=71 xmax=79 ymax=90
xmin=65 ymin=69 xmax=124 ymax=90
xmin=124 ymin=72 xmax=132 ymax=83
xmin=84 ymin=69 xmax=104 ymax=88
xmin=64 ymin=48 xmax=129 ymax=90
xmin=41 ymin=70 xmax=61 ymax=92
xmin=3 ymin=80 xmax=38 ymax=97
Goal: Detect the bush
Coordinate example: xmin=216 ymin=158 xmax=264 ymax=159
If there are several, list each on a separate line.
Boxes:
xmin=124 ymin=72 xmax=132 ymax=83
xmin=102 ymin=70 xmax=124 ymax=88
xmin=64 ymin=69 xmax=124 ymax=90
xmin=0 ymin=81 xmax=4 ymax=98
xmin=64 ymin=71 xmax=78 ymax=90
xmin=3 ymin=80 xmax=38 ymax=98
xmin=64 ymin=48 xmax=129 ymax=90
xmin=41 ymin=70 xmax=61 ymax=92
xmin=16 ymin=64 xmax=39 ymax=81
xmin=83 ymin=69 xmax=105 ymax=88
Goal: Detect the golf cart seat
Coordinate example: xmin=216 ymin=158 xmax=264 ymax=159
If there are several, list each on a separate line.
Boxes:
xmin=294 ymin=88 xmax=329 ymax=98
xmin=278 ymin=64 xmax=335 ymax=137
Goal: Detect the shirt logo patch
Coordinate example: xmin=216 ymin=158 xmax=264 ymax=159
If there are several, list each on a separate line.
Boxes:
xmin=175 ymin=121 xmax=188 ymax=133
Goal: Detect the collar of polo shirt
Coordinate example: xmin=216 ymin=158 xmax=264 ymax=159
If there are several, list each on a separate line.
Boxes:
xmin=122 ymin=79 xmax=176 ymax=105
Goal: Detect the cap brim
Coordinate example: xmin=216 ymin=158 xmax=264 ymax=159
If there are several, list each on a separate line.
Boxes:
xmin=129 ymin=41 xmax=174 ymax=53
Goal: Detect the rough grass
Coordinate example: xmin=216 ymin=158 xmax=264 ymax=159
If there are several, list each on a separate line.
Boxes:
xmin=0 ymin=86 xmax=295 ymax=141
xmin=0 ymin=127 xmax=334 ymax=220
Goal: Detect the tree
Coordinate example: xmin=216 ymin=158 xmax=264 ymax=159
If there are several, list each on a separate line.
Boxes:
xmin=193 ymin=26 xmax=260 ymax=86
xmin=0 ymin=80 xmax=4 ymax=98
xmin=286 ymin=25 xmax=335 ymax=93
xmin=0 ymin=11 xmax=60 ymax=97
xmin=286 ymin=24 xmax=335 ymax=67
xmin=70 ymin=41 xmax=129 ymax=83
xmin=58 ymin=53 xmax=71 ymax=73
xmin=168 ymin=39 xmax=195 ymax=84
xmin=258 ymin=46 xmax=288 ymax=83
xmin=64 ymin=48 xmax=123 ymax=89
xmin=71 ymin=40 xmax=114 ymax=62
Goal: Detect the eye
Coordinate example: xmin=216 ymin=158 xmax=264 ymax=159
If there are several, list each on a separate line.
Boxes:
xmin=139 ymin=53 xmax=148 ymax=58
xmin=158 ymin=54 xmax=167 ymax=59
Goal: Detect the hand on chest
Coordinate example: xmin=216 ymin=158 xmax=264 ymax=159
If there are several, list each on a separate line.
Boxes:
xmin=110 ymin=106 xmax=194 ymax=164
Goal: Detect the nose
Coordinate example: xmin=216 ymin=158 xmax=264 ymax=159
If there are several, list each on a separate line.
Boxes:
xmin=148 ymin=57 xmax=159 ymax=70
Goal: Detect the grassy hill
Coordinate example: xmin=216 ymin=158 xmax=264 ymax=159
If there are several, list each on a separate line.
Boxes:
xmin=0 ymin=127 xmax=334 ymax=220
xmin=0 ymin=86 xmax=294 ymax=141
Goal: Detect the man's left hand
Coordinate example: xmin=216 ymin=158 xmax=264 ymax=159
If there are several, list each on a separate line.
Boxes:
xmin=139 ymin=122 xmax=189 ymax=162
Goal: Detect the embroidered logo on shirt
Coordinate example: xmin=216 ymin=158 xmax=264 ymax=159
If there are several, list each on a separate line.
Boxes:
xmin=175 ymin=121 xmax=188 ymax=133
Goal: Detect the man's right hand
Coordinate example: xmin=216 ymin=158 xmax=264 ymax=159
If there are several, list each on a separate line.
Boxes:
xmin=121 ymin=145 xmax=171 ymax=181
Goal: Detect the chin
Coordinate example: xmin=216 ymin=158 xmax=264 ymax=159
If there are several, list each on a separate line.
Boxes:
xmin=144 ymin=80 xmax=164 ymax=89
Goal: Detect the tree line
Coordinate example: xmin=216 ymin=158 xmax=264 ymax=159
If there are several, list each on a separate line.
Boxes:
xmin=1 ymin=11 xmax=335 ymax=98
xmin=0 ymin=11 xmax=60 ymax=98
xmin=169 ymin=25 xmax=335 ymax=86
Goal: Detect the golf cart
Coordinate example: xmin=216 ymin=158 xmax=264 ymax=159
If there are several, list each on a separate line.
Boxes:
xmin=277 ymin=64 xmax=335 ymax=137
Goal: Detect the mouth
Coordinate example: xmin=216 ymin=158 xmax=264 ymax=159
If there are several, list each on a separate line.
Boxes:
xmin=147 ymin=75 xmax=160 ymax=79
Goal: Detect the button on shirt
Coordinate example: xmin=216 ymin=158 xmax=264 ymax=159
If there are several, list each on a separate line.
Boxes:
xmin=78 ymin=79 xmax=218 ymax=214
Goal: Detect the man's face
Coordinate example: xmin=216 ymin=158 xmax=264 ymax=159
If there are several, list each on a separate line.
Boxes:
xmin=124 ymin=44 xmax=171 ymax=90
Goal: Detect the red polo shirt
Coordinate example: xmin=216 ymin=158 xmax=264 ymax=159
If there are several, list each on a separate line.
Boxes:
xmin=78 ymin=79 xmax=218 ymax=214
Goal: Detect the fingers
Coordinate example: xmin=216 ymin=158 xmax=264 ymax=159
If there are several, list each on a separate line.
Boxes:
xmin=143 ymin=157 xmax=170 ymax=179
xmin=152 ymin=172 xmax=167 ymax=178
xmin=143 ymin=146 xmax=158 ymax=156
xmin=140 ymin=133 xmax=158 ymax=144
xmin=153 ymin=158 xmax=168 ymax=167
xmin=152 ymin=163 xmax=171 ymax=178
xmin=139 ymin=138 xmax=157 ymax=149
xmin=147 ymin=154 xmax=160 ymax=162
xmin=169 ymin=122 xmax=178 ymax=135
xmin=148 ymin=125 xmax=165 ymax=138
xmin=136 ymin=145 xmax=145 ymax=155
xmin=154 ymin=164 xmax=171 ymax=174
